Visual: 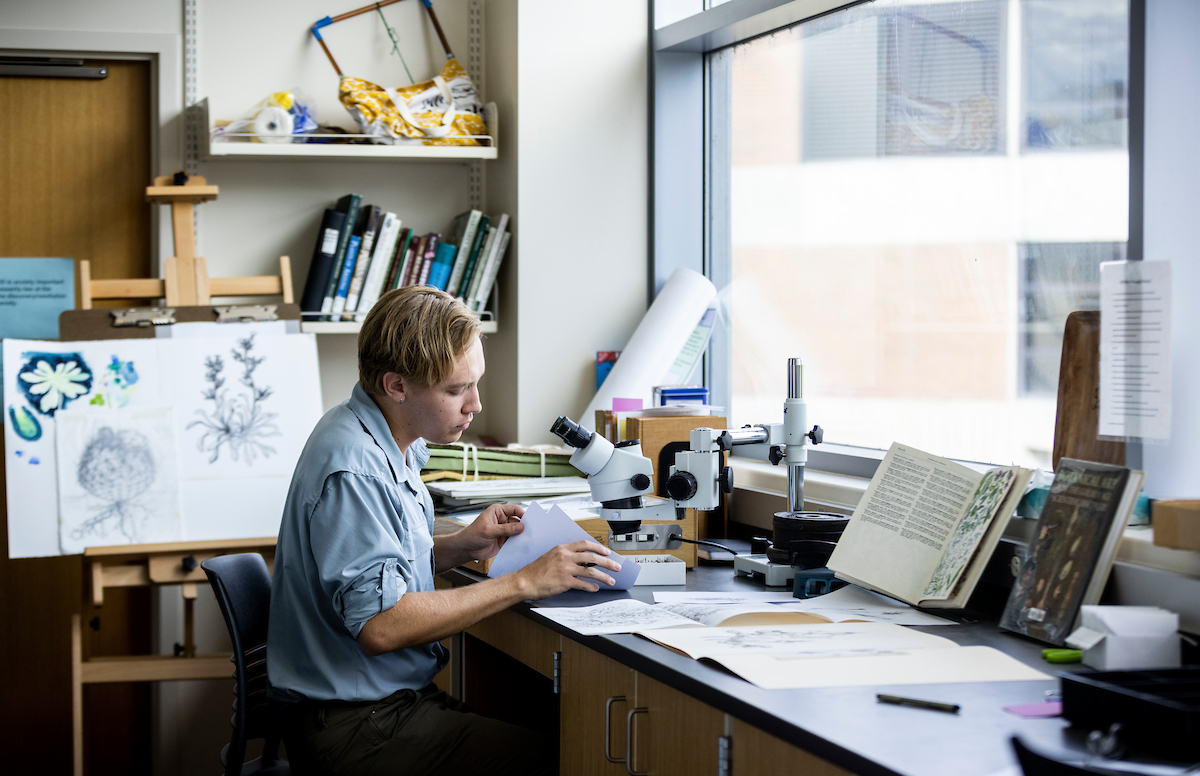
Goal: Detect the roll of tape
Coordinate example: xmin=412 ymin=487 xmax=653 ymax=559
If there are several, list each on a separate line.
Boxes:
xmin=252 ymin=106 xmax=294 ymax=144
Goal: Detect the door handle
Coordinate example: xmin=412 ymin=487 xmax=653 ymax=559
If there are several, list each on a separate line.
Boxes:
xmin=625 ymin=707 xmax=648 ymax=776
xmin=604 ymin=695 xmax=628 ymax=763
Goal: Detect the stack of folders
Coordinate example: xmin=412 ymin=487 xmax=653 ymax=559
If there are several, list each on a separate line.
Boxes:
xmin=299 ymin=196 xmax=512 ymax=322
xmin=421 ymin=443 xmax=577 ymax=482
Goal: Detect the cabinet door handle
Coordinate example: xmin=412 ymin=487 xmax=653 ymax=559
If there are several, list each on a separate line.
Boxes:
xmin=604 ymin=695 xmax=628 ymax=763
xmin=625 ymin=707 xmax=648 ymax=776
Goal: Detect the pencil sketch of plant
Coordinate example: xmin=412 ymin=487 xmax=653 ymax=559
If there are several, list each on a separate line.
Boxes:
xmin=17 ymin=352 xmax=93 ymax=416
xmin=187 ymin=334 xmax=280 ymax=465
xmin=70 ymin=427 xmax=156 ymax=543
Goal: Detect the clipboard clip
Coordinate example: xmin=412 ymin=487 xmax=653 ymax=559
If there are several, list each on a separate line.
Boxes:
xmin=111 ymin=308 xmax=177 ymax=328
xmin=214 ymin=305 xmax=279 ymax=323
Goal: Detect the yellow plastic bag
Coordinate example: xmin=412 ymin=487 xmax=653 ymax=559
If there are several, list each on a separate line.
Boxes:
xmin=339 ymin=58 xmax=487 ymax=147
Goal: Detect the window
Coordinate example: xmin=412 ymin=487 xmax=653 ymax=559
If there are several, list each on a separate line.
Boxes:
xmin=709 ymin=0 xmax=1129 ymax=470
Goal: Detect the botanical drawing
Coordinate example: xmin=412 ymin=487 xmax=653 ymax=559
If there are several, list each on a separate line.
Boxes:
xmin=70 ymin=426 xmax=156 ymax=543
xmin=923 ymin=468 xmax=1017 ymax=600
xmin=88 ymin=355 xmax=140 ymax=408
xmin=187 ymin=334 xmax=280 ymax=464
xmin=534 ymin=599 xmax=695 ymax=634
xmin=17 ymin=352 xmax=92 ymax=416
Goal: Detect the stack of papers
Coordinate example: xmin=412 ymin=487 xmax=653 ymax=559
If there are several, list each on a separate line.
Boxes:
xmin=426 ymin=476 xmax=590 ymax=504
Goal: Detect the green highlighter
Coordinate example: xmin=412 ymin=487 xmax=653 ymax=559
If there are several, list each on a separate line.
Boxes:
xmin=1041 ymin=649 xmax=1083 ymax=664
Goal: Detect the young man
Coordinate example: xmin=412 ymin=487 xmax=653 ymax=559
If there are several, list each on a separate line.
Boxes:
xmin=268 ymin=286 xmax=620 ymax=775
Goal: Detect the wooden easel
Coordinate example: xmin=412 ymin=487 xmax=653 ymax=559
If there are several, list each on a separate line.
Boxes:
xmin=78 ymin=174 xmax=295 ymax=308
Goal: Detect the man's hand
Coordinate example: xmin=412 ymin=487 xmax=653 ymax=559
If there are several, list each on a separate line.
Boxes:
xmin=515 ymin=540 xmax=622 ymax=599
xmin=435 ymin=503 xmax=525 ymax=572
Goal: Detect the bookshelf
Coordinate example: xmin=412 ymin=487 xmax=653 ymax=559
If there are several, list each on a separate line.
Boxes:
xmin=301 ymin=318 xmax=498 ymax=335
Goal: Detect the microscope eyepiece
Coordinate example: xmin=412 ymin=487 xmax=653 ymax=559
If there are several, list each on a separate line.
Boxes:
xmin=550 ymin=416 xmax=592 ymax=449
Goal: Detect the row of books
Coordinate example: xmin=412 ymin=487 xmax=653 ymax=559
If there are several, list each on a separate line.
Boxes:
xmin=299 ymin=194 xmax=511 ymax=321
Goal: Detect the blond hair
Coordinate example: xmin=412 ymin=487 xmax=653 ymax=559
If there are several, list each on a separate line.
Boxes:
xmin=358 ymin=286 xmax=481 ymax=395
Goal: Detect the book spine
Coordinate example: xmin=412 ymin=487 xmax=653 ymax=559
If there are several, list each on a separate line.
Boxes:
xmin=405 ymin=235 xmax=429 ymax=287
xmin=355 ymin=213 xmax=400 ymax=320
xmin=446 ymin=210 xmax=482 ymax=296
xmin=463 ymin=226 xmax=498 ymax=304
xmin=471 ymin=229 xmax=510 ymax=312
xmin=299 ymin=208 xmax=346 ymax=312
xmin=418 ymin=234 xmax=440 ymax=286
xmin=320 ymin=195 xmax=361 ymax=317
xmin=456 ymin=215 xmax=489 ymax=300
xmin=330 ymin=235 xmax=361 ymax=315
xmin=392 ymin=230 xmax=417 ymax=289
xmin=427 ymin=242 xmax=458 ymax=291
xmin=342 ymin=212 xmax=379 ymax=319
xmin=386 ymin=228 xmax=411 ymax=291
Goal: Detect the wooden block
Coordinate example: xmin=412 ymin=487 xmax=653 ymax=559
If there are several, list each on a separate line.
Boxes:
xmin=1153 ymin=500 xmax=1200 ymax=552
xmin=1053 ymin=311 xmax=1125 ymax=469
xmin=626 ymin=415 xmax=728 ymax=538
xmin=577 ymin=516 xmax=698 ymax=567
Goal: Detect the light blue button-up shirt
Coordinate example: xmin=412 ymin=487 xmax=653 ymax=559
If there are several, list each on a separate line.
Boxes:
xmin=267 ymin=382 xmax=448 ymax=703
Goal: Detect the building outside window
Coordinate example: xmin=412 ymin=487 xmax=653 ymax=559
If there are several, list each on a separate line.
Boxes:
xmin=713 ymin=0 xmax=1129 ymax=469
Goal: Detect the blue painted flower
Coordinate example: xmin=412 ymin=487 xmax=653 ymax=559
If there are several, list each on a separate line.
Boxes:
xmin=17 ymin=352 xmax=93 ymax=416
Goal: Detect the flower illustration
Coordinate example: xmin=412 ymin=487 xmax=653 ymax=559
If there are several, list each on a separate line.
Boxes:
xmin=18 ymin=353 xmax=94 ymax=416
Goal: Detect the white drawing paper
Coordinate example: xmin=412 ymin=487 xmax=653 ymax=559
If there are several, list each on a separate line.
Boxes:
xmin=652 ymin=591 xmax=797 ymax=605
xmin=638 ymin=622 xmax=956 ymax=660
xmin=774 ymin=586 xmax=958 ymax=626
xmin=532 ymin=599 xmax=697 ymax=635
xmin=56 ymin=408 xmax=182 ymax=553
xmin=1099 ymin=260 xmax=1172 ymax=443
xmin=154 ymin=321 xmax=289 ymax=339
xmin=4 ymin=338 xmax=165 ymax=558
xmin=487 ymin=502 xmax=641 ymax=589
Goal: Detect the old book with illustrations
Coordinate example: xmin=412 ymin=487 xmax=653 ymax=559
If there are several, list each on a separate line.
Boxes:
xmin=828 ymin=443 xmax=1033 ymax=609
xmin=1000 ymin=458 xmax=1144 ymax=645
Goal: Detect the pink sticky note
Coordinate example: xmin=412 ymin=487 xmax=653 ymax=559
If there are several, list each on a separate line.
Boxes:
xmin=1003 ymin=701 xmax=1062 ymax=719
xmin=612 ymin=398 xmax=643 ymax=412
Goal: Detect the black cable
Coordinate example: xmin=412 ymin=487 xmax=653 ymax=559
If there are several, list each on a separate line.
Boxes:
xmin=668 ymin=534 xmax=739 ymax=556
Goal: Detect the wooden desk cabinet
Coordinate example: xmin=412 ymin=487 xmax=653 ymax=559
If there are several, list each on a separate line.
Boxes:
xmin=464 ymin=605 xmax=852 ymax=776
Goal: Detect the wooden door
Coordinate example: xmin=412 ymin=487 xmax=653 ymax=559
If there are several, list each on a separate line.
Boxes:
xmin=730 ymin=718 xmax=856 ymax=776
xmin=632 ymin=672 xmax=725 ymax=775
xmin=560 ymin=639 xmax=637 ymax=776
xmin=0 ymin=58 xmax=153 ymax=775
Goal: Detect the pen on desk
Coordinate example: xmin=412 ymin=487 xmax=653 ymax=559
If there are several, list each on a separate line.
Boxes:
xmin=876 ymin=694 xmax=960 ymax=714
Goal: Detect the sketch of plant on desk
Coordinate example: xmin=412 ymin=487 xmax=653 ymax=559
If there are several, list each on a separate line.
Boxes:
xmin=71 ymin=426 xmax=156 ymax=542
xmin=187 ymin=335 xmax=280 ymax=464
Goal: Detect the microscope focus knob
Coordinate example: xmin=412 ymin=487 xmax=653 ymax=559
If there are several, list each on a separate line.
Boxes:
xmin=664 ymin=471 xmax=698 ymax=502
xmin=719 ymin=466 xmax=734 ymax=494
xmin=630 ymin=473 xmax=651 ymax=491
xmin=807 ymin=425 xmax=824 ymax=445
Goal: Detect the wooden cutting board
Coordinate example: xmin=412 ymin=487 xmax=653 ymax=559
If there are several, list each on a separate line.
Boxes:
xmin=1052 ymin=310 xmax=1125 ymax=469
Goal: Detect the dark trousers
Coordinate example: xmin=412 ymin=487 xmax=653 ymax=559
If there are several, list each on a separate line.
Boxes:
xmin=281 ymin=684 xmax=556 ymax=776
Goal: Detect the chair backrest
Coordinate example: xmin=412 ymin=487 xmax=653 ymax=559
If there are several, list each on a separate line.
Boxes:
xmin=202 ymin=552 xmax=282 ymax=776
xmin=1011 ymin=736 xmax=1109 ymax=776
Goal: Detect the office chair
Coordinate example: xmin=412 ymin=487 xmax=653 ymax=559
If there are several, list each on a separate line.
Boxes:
xmin=202 ymin=553 xmax=290 ymax=776
xmin=1011 ymin=736 xmax=1148 ymax=776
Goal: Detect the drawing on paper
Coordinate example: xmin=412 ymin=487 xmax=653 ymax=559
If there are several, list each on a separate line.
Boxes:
xmin=923 ymin=467 xmax=1017 ymax=599
xmin=69 ymin=427 xmax=157 ymax=542
xmin=533 ymin=599 xmax=695 ymax=635
xmin=8 ymin=405 xmax=42 ymax=440
xmin=187 ymin=334 xmax=280 ymax=464
xmin=88 ymin=355 xmax=141 ymax=408
xmin=17 ymin=352 xmax=93 ymax=416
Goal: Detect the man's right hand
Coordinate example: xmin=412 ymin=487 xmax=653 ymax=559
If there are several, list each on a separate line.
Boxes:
xmin=516 ymin=540 xmax=622 ymax=599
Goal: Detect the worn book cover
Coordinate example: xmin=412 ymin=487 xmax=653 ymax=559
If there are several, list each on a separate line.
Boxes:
xmin=1000 ymin=458 xmax=1143 ymax=645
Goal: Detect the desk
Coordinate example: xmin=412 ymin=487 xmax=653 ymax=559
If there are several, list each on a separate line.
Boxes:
xmin=72 ymin=537 xmax=277 ymax=776
xmin=443 ymin=564 xmax=1135 ymax=776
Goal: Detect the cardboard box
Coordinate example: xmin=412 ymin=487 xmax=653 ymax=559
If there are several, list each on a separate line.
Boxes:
xmin=1067 ymin=606 xmax=1181 ymax=671
xmin=1153 ymin=500 xmax=1200 ymax=552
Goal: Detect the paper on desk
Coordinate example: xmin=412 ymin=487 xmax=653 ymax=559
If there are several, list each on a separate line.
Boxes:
xmin=486 ymin=502 xmax=641 ymax=589
xmin=652 ymin=591 xmax=797 ymax=605
xmin=774 ymin=585 xmax=959 ymax=626
xmin=532 ymin=598 xmax=695 ymax=635
xmin=716 ymin=645 xmax=1050 ymax=690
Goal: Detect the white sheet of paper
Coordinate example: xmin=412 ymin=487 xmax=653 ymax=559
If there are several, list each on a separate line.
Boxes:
xmin=1100 ymin=260 xmax=1172 ymax=443
xmin=652 ymin=591 xmax=797 ymax=604
xmin=486 ymin=502 xmax=641 ymax=589
xmin=639 ymin=622 xmax=956 ymax=660
xmin=775 ymin=585 xmax=958 ymax=626
xmin=656 ymin=603 xmax=825 ymax=627
xmin=56 ymin=408 xmax=182 ymax=553
xmin=532 ymin=598 xmax=695 ymax=635
xmin=4 ymin=338 xmax=165 ymax=557
xmin=155 ymin=321 xmax=289 ymax=339
xmin=715 ymin=645 xmax=1050 ymax=690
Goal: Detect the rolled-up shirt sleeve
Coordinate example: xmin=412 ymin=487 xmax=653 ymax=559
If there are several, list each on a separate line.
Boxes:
xmin=308 ymin=472 xmax=424 ymax=638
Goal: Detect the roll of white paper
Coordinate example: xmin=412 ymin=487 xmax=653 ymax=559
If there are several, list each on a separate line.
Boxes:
xmin=252 ymin=106 xmax=294 ymax=144
xmin=582 ymin=267 xmax=718 ymax=429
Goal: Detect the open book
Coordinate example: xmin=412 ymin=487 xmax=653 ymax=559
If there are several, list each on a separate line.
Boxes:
xmin=828 ymin=443 xmax=1033 ymax=609
xmin=1000 ymin=458 xmax=1144 ymax=645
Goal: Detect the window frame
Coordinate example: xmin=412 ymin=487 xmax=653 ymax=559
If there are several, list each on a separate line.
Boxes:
xmin=651 ymin=0 xmax=1145 ymax=480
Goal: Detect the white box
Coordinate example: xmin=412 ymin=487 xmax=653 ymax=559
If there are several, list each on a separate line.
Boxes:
xmin=628 ymin=554 xmax=686 ymax=586
xmin=1066 ymin=605 xmax=1181 ymax=671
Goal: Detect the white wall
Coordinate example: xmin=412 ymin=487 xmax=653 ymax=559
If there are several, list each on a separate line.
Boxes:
xmin=1142 ymin=0 xmax=1200 ymax=499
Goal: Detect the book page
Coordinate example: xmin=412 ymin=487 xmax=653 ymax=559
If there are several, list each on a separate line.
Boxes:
xmin=828 ymin=443 xmax=982 ymax=604
xmin=657 ymin=603 xmax=831 ymax=627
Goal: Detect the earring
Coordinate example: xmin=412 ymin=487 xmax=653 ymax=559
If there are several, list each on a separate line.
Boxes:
xmin=397 ymin=398 xmax=404 ymax=404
